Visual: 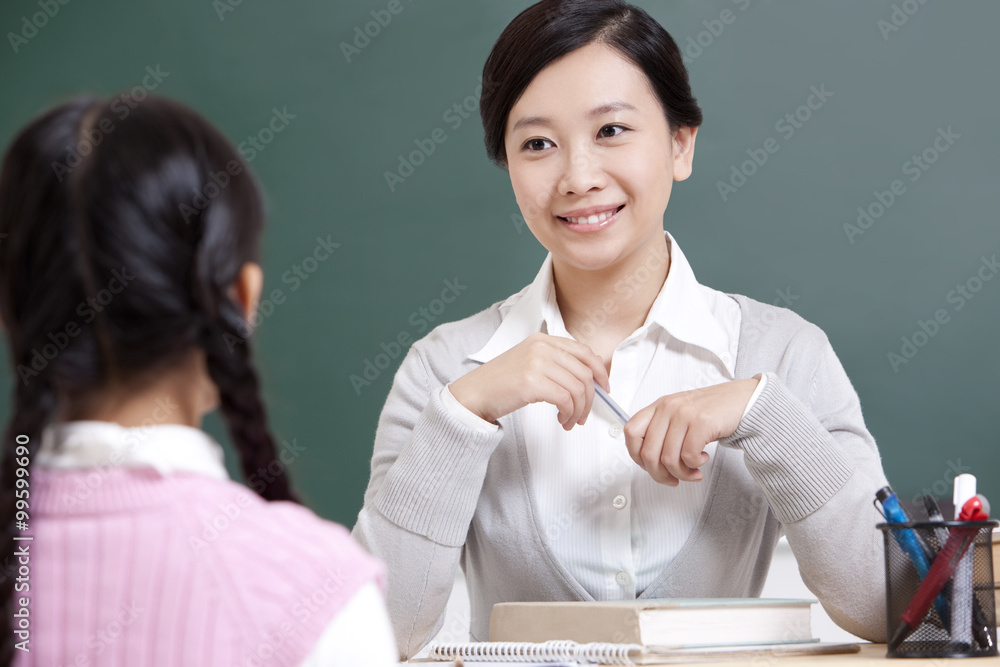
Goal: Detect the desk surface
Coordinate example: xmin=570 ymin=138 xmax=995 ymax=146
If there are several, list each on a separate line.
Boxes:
xmin=727 ymin=644 xmax=999 ymax=667
xmin=406 ymin=644 xmax=1000 ymax=665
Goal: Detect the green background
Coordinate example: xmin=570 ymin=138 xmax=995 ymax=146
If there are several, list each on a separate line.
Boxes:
xmin=0 ymin=0 xmax=996 ymax=523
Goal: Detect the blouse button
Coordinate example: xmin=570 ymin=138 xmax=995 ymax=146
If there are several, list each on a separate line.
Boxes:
xmin=608 ymin=424 xmax=622 ymax=439
xmin=612 ymin=494 xmax=627 ymax=510
xmin=615 ymin=571 xmax=632 ymax=586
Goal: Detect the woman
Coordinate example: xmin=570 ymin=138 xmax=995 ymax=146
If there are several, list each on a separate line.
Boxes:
xmin=0 ymin=96 xmax=396 ymax=666
xmin=354 ymin=0 xmax=889 ymax=658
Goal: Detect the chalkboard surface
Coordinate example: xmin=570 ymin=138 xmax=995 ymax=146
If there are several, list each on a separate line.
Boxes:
xmin=0 ymin=0 xmax=997 ymax=525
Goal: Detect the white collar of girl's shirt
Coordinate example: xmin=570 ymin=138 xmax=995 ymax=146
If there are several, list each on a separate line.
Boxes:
xmin=36 ymin=420 xmax=230 ymax=481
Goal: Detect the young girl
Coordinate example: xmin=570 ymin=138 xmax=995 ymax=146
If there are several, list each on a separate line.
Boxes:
xmin=0 ymin=96 xmax=396 ymax=665
xmin=355 ymin=0 xmax=890 ymax=658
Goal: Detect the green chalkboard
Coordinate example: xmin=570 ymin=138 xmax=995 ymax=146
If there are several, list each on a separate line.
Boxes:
xmin=0 ymin=0 xmax=997 ymax=525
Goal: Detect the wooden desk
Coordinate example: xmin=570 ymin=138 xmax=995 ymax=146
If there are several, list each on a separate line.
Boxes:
xmin=725 ymin=644 xmax=1000 ymax=667
xmin=406 ymin=644 xmax=1000 ymax=665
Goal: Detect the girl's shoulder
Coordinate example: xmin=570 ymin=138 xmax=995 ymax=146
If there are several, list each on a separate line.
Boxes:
xmin=179 ymin=475 xmax=381 ymax=580
xmin=178 ymin=476 xmax=385 ymax=660
xmin=31 ymin=469 xmax=384 ymax=665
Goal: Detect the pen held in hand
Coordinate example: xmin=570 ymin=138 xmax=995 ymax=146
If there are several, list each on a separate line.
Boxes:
xmin=594 ymin=384 xmax=630 ymax=426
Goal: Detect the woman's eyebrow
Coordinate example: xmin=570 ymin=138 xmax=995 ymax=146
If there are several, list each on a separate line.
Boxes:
xmin=511 ymin=115 xmax=551 ymax=132
xmin=589 ymin=101 xmax=637 ymax=117
xmin=511 ymin=101 xmax=638 ymax=133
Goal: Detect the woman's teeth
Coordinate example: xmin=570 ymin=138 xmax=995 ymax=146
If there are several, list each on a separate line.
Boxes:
xmin=564 ymin=209 xmax=618 ymax=224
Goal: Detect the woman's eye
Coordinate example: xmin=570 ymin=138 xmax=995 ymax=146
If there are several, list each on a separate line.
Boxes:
xmin=598 ymin=124 xmax=628 ymax=139
xmin=523 ymin=138 xmax=553 ymax=151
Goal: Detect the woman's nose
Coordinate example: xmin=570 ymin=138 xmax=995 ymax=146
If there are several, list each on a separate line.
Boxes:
xmin=558 ymin=148 xmax=606 ymax=196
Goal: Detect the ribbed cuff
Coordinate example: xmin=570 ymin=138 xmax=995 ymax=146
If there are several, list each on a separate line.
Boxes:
xmin=719 ymin=372 xmax=855 ymax=523
xmin=373 ymin=387 xmax=503 ymax=547
xmin=441 ymin=383 xmax=500 ymax=434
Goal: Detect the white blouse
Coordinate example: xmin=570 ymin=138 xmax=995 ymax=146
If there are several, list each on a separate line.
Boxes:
xmin=443 ymin=230 xmax=766 ymax=600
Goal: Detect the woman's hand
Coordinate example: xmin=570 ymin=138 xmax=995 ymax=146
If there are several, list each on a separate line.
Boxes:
xmin=624 ymin=378 xmax=760 ymax=486
xmin=449 ymin=333 xmax=610 ymax=429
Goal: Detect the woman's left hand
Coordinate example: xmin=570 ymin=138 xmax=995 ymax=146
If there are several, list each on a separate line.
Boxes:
xmin=624 ymin=378 xmax=760 ymax=486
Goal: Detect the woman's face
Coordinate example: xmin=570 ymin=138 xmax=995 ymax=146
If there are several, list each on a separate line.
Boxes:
xmin=504 ymin=42 xmax=697 ymax=275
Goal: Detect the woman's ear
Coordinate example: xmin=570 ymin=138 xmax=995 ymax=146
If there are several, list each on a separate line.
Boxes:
xmin=229 ymin=262 xmax=264 ymax=323
xmin=671 ymin=126 xmax=698 ymax=182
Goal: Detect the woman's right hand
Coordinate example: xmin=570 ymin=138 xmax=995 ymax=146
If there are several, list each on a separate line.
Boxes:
xmin=448 ymin=333 xmax=610 ymax=430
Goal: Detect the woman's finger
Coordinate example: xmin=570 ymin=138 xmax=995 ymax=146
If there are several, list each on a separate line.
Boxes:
xmin=543 ymin=365 xmax=589 ymax=429
xmin=659 ymin=416 xmax=697 ymax=483
xmin=550 ymin=349 xmax=599 ymax=425
xmin=680 ymin=423 xmax=712 ymax=471
xmin=639 ymin=406 xmax=675 ymax=485
xmin=553 ymin=337 xmax=609 ymax=392
xmin=623 ymin=405 xmax=655 ymax=469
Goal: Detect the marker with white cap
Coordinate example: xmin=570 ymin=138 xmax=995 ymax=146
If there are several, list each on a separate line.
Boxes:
xmin=952 ymin=473 xmax=977 ymax=648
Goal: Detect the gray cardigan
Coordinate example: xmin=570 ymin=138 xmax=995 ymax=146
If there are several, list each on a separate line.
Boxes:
xmin=353 ymin=292 xmax=890 ymax=659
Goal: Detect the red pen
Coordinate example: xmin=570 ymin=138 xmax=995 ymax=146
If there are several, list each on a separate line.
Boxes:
xmin=889 ymin=496 xmax=990 ymax=650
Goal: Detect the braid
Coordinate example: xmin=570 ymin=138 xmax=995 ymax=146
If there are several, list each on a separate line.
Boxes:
xmin=0 ymin=95 xmax=295 ymax=660
xmin=199 ymin=298 xmax=298 ymax=503
xmin=0 ymin=378 xmax=56 ymax=665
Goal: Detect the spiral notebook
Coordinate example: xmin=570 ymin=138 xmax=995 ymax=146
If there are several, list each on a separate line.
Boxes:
xmin=423 ymin=640 xmax=861 ymax=665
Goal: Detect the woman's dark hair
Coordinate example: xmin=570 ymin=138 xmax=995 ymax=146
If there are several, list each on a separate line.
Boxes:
xmin=480 ymin=0 xmax=704 ymax=168
xmin=0 ymin=95 xmax=296 ymax=661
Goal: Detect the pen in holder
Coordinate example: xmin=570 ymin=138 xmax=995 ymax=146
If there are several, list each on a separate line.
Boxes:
xmin=878 ymin=520 xmax=999 ymax=658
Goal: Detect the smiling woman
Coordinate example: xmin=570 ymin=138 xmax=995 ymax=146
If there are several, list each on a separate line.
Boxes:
xmin=353 ymin=0 xmax=892 ymax=660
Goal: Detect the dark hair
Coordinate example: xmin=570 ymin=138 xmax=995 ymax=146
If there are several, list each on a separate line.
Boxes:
xmin=0 ymin=95 xmax=297 ymax=662
xmin=480 ymin=0 xmax=703 ymax=168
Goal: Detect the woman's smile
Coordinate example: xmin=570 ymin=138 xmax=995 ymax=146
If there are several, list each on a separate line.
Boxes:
xmin=556 ymin=203 xmax=625 ymax=233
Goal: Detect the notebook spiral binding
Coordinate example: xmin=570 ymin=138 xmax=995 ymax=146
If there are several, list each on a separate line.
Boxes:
xmin=428 ymin=640 xmax=640 ymax=664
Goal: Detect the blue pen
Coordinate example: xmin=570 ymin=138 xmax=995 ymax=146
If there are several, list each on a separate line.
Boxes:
xmin=877 ymin=486 xmax=950 ymax=627
xmin=594 ymin=384 xmax=630 ymax=426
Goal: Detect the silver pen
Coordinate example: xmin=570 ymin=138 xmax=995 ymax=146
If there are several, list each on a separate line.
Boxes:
xmin=594 ymin=384 xmax=630 ymax=426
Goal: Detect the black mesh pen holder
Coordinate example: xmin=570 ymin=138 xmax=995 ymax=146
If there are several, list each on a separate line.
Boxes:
xmin=878 ymin=520 xmax=999 ymax=658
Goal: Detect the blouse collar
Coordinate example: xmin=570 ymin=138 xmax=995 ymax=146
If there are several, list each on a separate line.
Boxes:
xmin=469 ymin=230 xmax=735 ymax=374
